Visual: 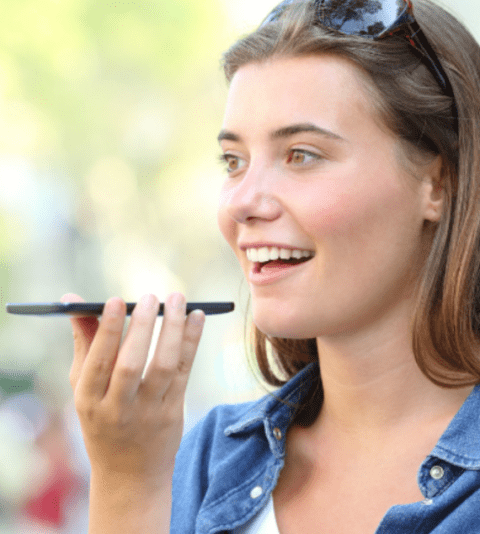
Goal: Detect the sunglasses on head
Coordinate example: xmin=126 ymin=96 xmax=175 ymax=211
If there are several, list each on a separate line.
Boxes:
xmin=262 ymin=0 xmax=457 ymax=126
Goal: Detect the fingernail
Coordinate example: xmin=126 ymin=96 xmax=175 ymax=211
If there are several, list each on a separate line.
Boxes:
xmin=106 ymin=297 xmax=123 ymax=316
xmin=190 ymin=310 xmax=205 ymax=326
xmin=139 ymin=293 xmax=157 ymax=310
xmin=170 ymin=293 xmax=185 ymax=310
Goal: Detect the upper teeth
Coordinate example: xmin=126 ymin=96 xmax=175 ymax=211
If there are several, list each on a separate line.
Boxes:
xmin=246 ymin=247 xmax=314 ymax=263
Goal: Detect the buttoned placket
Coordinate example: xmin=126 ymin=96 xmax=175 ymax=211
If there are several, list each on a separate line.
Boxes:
xmin=248 ymin=427 xmax=284 ymax=503
xmin=199 ymin=362 xmax=319 ymax=533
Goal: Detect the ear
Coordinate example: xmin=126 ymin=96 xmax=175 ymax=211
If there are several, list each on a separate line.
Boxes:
xmin=422 ymin=155 xmax=444 ymax=223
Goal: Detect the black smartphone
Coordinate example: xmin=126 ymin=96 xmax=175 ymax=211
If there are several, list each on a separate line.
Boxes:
xmin=5 ymin=302 xmax=235 ymax=316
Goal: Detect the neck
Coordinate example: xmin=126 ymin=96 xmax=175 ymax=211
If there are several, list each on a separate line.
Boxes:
xmin=313 ymin=314 xmax=474 ymax=449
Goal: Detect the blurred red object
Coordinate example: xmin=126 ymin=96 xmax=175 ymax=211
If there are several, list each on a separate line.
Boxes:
xmin=22 ymin=413 xmax=82 ymax=527
xmin=23 ymin=463 xmax=80 ymax=526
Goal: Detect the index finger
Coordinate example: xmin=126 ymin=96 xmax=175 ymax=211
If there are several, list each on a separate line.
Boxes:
xmin=61 ymin=293 xmax=99 ymax=387
xmin=61 ymin=293 xmax=99 ymax=353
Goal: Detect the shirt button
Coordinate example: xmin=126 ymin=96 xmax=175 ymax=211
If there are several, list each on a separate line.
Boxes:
xmin=250 ymin=486 xmax=263 ymax=499
xmin=430 ymin=465 xmax=445 ymax=480
xmin=273 ymin=427 xmax=282 ymax=440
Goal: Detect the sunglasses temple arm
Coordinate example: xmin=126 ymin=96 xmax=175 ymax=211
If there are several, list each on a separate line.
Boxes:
xmin=408 ymin=22 xmax=458 ymax=130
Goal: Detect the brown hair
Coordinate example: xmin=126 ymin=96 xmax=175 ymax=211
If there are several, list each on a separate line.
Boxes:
xmin=222 ymin=0 xmax=480 ymax=426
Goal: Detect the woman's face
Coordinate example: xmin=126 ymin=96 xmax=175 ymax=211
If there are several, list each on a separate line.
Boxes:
xmin=217 ymin=55 xmax=441 ymax=340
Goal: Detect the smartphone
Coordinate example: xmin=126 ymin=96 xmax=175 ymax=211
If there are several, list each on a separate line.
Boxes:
xmin=6 ymin=302 xmax=235 ymax=316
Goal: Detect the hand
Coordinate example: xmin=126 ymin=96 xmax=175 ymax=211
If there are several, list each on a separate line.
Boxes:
xmin=61 ymin=292 xmax=205 ymax=489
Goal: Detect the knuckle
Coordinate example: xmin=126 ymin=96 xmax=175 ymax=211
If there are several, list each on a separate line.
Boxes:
xmin=100 ymin=313 xmax=124 ymax=336
xmin=160 ymin=362 xmax=179 ymax=376
xmin=74 ymin=398 xmax=124 ymax=432
xmin=74 ymin=397 xmax=95 ymax=421
xmin=151 ymin=358 xmax=178 ymax=377
xmin=176 ymin=357 xmax=193 ymax=375
xmin=152 ymin=354 xmax=191 ymax=377
xmin=183 ymin=328 xmax=200 ymax=345
xmin=166 ymin=313 xmax=186 ymax=328
xmin=116 ymin=363 xmax=141 ymax=380
xmin=101 ymin=321 xmax=123 ymax=337
xmin=102 ymin=406 xmax=125 ymax=428
xmin=90 ymin=355 xmax=113 ymax=376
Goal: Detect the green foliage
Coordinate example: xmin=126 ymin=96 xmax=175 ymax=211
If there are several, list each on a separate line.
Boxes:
xmin=0 ymin=0 xmax=228 ymax=180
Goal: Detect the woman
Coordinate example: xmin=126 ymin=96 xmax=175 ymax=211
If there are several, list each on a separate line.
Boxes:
xmin=63 ymin=0 xmax=480 ymax=532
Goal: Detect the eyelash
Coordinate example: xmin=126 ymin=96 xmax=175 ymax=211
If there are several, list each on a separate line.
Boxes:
xmin=217 ymin=153 xmax=236 ymax=167
xmin=218 ymin=149 xmax=323 ymax=173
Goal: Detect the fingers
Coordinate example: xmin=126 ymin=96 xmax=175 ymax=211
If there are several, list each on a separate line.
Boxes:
xmin=107 ymin=294 xmax=160 ymax=404
xmin=75 ymin=297 xmax=126 ymax=401
xmin=140 ymin=293 xmax=187 ymax=400
xmin=61 ymin=293 xmax=99 ymax=390
xmin=162 ymin=308 xmax=205 ymax=409
xmin=68 ymin=290 xmax=205 ymax=418
xmin=141 ymin=293 xmax=205 ymax=405
xmin=61 ymin=293 xmax=99 ymax=351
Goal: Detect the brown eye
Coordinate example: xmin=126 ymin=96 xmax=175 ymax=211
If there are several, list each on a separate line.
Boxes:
xmin=290 ymin=151 xmax=305 ymax=164
xmin=218 ymin=153 xmax=246 ymax=174
xmin=226 ymin=155 xmax=239 ymax=171
xmin=286 ymin=149 xmax=323 ymax=165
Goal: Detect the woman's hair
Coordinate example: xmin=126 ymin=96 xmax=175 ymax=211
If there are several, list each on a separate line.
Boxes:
xmin=221 ymin=0 xmax=480 ymax=426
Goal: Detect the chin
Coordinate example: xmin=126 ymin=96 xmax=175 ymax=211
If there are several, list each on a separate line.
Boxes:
xmin=252 ymin=314 xmax=317 ymax=340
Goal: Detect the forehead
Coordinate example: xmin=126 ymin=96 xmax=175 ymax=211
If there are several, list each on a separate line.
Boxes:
xmin=222 ymin=55 xmax=384 ymax=142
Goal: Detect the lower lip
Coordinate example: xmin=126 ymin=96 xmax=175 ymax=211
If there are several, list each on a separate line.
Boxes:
xmin=249 ymin=259 xmax=312 ymax=285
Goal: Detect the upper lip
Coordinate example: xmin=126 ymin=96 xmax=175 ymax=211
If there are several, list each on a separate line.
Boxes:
xmin=239 ymin=242 xmax=315 ymax=252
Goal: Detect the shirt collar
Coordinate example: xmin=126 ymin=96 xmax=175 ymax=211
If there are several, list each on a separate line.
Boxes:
xmin=429 ymin=382 xmax=480 ymax=468
xmin=225 ymin=361 xmax=480 ymax=468
xmin=224 ymin=361 xmax=319 ymax=440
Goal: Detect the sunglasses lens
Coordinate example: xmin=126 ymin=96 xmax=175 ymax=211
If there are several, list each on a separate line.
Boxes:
xmin=318 ymin=0 xmax=408 ymax=37
xmin=263 ymin=0 xmax=409 ymax=38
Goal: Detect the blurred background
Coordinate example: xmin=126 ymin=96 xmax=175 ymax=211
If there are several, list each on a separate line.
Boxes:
xmin=0 ymin=0 xmax=477 ymax=532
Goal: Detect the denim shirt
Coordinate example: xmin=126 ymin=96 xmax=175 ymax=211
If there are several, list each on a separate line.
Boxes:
xmin=171 ymin=361 xmax=480 ymax=533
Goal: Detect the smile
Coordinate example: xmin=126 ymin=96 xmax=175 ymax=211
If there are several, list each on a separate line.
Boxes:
xmin=249 ymin=254 xmax=314 ymax=285
xmin=246 ymin=246 xmax=315 ymax=263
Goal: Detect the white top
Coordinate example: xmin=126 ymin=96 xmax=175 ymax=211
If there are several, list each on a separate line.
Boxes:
xmin=232 ymin=494 xmax=280 ymax=533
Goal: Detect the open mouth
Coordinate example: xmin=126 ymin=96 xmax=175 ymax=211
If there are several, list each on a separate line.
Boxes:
xmin=254 ymin=256 xmax=313 ymax=273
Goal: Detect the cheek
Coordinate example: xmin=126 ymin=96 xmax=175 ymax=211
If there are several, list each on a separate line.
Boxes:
xmin=296 ymin=182 xmax=374 ymax=240
xmin=296 ymin=176 xmax=416 ymax=276
xmin=297 ymin=162 xmax=409 ymax=237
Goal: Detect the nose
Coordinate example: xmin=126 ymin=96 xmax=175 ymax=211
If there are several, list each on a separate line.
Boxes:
xmin=221 ymin=161 xmax=282 ymax=225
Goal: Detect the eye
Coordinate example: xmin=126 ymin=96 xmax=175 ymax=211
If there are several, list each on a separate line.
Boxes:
xmin=286 ymin=149 xmax=323 ymax=165
xmin=218 ymin=153 xmax=247 ymax=173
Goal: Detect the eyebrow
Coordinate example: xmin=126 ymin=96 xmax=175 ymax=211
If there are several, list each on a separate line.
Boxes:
xmin=217 ymin=122 xmax=346 ymax=144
